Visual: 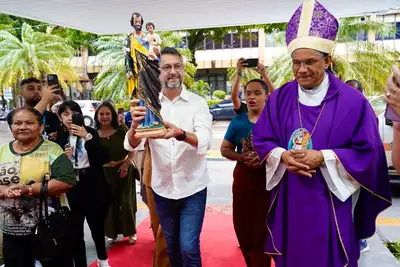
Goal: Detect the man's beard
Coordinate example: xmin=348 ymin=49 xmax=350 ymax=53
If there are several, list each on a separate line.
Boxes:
xmin=134 ymin=25 xmax=142 ymax=32
xmin=163 ymin=76 xmax=183 ymax=89
xmin=25 ymin=98 xmax=40 ymax=107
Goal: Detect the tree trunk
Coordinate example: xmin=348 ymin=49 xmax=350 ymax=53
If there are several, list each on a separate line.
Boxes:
xmin=80 ymin=47 xmax=91 ymax=99
xmin=12 ymin=81 xmax=21 ymax=108
xmin=187 ymin=30 xmax=205 ymax=67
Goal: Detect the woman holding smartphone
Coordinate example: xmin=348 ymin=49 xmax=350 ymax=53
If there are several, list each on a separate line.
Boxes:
xmin=55 ymin=101 xmax=112 ymax=267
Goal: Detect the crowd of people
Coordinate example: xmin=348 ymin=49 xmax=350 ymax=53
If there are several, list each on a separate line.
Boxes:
xmin=0 ymin=1 xmax=399 ymax=267
xmin=0 ymin=76 xmax=143 ymax=267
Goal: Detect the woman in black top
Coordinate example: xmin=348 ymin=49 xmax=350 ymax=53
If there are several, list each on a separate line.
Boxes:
xmin=56 ymin=101 xmax=111 ymax=267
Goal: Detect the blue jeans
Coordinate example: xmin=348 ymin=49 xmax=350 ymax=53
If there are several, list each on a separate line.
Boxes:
xmin=153 ymin=188 xmax=207 ymax=267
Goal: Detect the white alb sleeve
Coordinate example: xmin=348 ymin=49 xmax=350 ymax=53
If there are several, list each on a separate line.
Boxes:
xmin=266 ymin=147 xmax=287 ymax=191
xmin=320 ymin=150 xmax=360 ymax=202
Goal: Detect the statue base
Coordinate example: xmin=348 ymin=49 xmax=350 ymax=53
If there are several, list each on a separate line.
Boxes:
xmin=134 ymin=127 xmax=167 ymax=139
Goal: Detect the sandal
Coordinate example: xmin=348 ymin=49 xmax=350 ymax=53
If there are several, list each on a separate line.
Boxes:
xmin=107 ymin=238 xmax=117 ymax=245
xmin=128 ymin=234 xmax=137 ymax=245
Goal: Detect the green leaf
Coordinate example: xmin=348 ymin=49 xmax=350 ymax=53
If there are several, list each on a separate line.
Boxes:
xmin=267 ymin=17 xmax=399 ymax=94
xmin=0 ymin=22 xmax=79 ymax=93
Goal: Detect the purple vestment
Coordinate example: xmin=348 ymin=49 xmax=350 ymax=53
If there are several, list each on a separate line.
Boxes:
xmin=252 ymin=72 xmax=392 ymax=267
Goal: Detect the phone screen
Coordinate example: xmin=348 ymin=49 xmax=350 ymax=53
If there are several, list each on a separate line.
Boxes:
xmin=47 ymin=74 xmax=61 ymax=95
xmin=72 ymin=114 xmax=84 ymax=127
xmin=246 ymin=58 xmax=258 ymax=68
xmin=385 ymin=105 xmax=400 ymax=122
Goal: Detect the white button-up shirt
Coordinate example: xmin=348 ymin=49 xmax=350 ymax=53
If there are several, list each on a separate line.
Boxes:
xmin=124 ymin=89 xmax=213 ymax=199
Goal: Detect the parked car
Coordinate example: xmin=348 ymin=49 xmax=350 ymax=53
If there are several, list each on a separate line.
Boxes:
xmin=369 ymin=95 xmax=399 ymax=183
xmin=209 ymin=100 xmax=237 ymax=121
xmin=0 ymin=107 xmax=10 ymax=121
xmin=51 ymin=100 xmax=101 ymax=127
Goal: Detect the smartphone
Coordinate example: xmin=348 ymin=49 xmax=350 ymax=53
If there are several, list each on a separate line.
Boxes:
xmin=246 ymin=58 xmax=258 ymax=68
xmin=72 ymin=114 xmax=84 ymax=127
xmin=47 ymin=74 xmax=61 ymax=95
xmin=385 ymin=105 xmax=400 ymax=122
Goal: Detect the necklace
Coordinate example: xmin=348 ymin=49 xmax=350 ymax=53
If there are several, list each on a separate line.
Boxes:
xmin=297 ymin=98 xmax=326 ymax=139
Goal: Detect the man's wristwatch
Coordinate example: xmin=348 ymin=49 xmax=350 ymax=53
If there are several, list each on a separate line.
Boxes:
xmin=175 ymin=129 xmax=187 ymax=141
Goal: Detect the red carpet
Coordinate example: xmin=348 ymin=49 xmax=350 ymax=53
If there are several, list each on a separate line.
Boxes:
xmin=89 ymin=213 xmax=275 ymax=267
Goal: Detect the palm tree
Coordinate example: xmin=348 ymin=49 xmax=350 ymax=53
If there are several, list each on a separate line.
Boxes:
xmin=0 ymin=23 xmax=79 ymax=102
xmin=91 ymin=36 xmax=127 ymax=101
xmin=227 ymin=67 xmax=262 ymax=86
xmin=267 ymin=17 xmax=400 ymax=96
xmin=92 ymin=32 xmax=199 ymax=101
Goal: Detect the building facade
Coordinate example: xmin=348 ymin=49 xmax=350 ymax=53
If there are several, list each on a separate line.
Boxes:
xmin=69 ymin=11 xmax=400 ymax=99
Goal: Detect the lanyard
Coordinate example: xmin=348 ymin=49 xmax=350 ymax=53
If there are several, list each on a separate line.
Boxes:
xmin=42 ymin=114 xmax=48 ymax=139
xmin=43 ymin=114 xmax=46 ymax=129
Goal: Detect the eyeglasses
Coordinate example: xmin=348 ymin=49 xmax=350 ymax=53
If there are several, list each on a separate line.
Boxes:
xmin=160 ymin=64 xmax=184 ymax=73
xmin=292 ymin=55 xmax=326 ymax=69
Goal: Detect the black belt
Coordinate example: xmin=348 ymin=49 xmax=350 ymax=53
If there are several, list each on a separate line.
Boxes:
xmin=74 ymin=168 xmax=90 ymax=175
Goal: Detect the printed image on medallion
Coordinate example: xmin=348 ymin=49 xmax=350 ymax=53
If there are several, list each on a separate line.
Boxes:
xmin=288 ymin=128 xmax=312 ymax=150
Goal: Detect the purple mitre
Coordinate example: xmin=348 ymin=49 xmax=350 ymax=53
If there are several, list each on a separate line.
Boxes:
xmin=286 ymin=0 xmax=339 ymax=55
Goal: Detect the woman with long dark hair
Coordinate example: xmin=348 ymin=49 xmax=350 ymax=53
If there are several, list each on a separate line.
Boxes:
xmin=95 ymin=101 xmax=138 ymax=245
xmin=56 ymin=100 xmax=111 ymax=267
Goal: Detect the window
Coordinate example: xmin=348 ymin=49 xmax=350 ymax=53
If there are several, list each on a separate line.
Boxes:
xmin=205 ymin=38 xmax=214 ymax=50
xmin=194 ymin=39 xmax=204 ymax=50
xmin=207 ymin=73 xmax=227 ymax=92
xmin=251 ymin=32 xmax=259 ymax=47
xmin=376 ymin=22 xmax=398 ymax=40
xmin=88 ymin=48 xmax=97 ymax=56
xmin=223 ymin=33 xmax=232 ymax=49
xmin=179 ymin=36 xmax=188 ymax=48
xmin=219 ymin=102 xmax=233 ymax=108
xmin=214 ymin=40 xmax=223 ymax=49
xmin=356 ymin=31 xmax=367 ymax=41
xmin=242 ymin=35 xmax=251 ymax=48
xmin=265 ymin=33 xmax=276 ymax=47
xmin=232 ymin=33 xmax=241 ymax=49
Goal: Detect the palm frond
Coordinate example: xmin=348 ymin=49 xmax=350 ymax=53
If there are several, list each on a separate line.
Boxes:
xmin=92 ymin=31 xmax=205 ymax=100
xmin=0 ymin=22 xmax=79 ymax=95
xmin=227 ymin=67 xmax=263 ymax=86
xmin=267 ymin=17 xmax=399 ymax=94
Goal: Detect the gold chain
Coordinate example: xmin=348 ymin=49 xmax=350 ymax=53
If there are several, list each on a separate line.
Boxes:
xmin=297 ymin=98 xmax=327 ymax=139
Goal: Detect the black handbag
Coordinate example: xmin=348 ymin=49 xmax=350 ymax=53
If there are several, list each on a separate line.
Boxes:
xmin=33 ymin=173 xmax=73 ymax=261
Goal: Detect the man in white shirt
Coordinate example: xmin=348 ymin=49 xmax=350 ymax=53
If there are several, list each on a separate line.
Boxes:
xmin=124 ymin=47 xmax=212 ymax=267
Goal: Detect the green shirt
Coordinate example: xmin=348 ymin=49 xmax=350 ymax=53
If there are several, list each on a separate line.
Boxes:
xmin=0 ymin=139 xmax=75 ymax=236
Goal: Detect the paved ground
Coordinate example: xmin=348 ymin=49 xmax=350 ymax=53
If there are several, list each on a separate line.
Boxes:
xmin=0 ymin=120 xmax=399 ymax=265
